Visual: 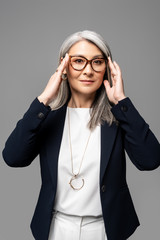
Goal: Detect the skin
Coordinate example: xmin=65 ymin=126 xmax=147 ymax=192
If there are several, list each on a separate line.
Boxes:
xmin=38 ymin=40 xmax=126 ymax=107
xmin=66 ymin=40 xmax=107 ymax=108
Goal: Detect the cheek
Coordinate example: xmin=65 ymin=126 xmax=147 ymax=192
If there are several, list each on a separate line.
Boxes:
xmin=67 ymin=66 xmax=80 ymax=80
xmin=97 ymin=72 xmax=105 ymax=83
xmin=95 ymin=72 xmax=105 ymax=89
xmin=97 ymin=79 xmax=104 ymax=89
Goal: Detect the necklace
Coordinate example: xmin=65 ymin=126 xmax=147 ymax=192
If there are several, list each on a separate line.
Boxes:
xmin=68 ymin=108 xmax=92 ymax=190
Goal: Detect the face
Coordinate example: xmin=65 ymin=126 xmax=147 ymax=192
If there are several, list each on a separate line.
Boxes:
xmin=66 ymin=40 xmax=106 ymax=98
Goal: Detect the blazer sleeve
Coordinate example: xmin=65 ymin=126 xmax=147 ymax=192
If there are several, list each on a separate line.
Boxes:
xmin=2 ymin=98 xmax=51 ymax=167
xmin=111 ymin=97 xmax=160 ymax=170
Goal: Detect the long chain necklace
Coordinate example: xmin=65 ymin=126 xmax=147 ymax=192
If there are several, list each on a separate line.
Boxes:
xmin=68 ymin=108 xmax=92 ymax=190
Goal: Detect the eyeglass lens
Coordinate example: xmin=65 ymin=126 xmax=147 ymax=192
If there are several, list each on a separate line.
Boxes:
xmin=70 ymin=56 xmax=106 ymax=72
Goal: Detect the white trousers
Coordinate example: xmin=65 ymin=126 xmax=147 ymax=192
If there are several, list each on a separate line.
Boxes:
xmin=48 ymin=211 xmax=108 ymax=240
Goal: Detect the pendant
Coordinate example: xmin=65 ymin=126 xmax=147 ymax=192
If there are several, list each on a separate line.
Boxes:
xmin=69 ymin=175 xmax=84 ymax=190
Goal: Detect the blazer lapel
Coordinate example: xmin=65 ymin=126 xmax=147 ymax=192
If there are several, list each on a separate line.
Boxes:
xmin=46 ymin=105 xmax=67 ymax=186
xmin=100 ymin=122 xmax=118 ymax=184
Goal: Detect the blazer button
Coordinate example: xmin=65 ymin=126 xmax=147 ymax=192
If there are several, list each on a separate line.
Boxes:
xmin=101 ymin=185 xmax=106 ymax=192
xmin=121 ymin=105 xmax=128 ymax=112
xmin=38 ymin=112 xmax=45 ymax=119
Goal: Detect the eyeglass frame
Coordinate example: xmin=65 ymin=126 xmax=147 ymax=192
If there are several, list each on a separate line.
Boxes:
xmin=69 ymin=55 xmax=108 ymax=73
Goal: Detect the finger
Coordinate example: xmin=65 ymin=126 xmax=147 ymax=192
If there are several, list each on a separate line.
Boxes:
xmin=112 ymin=61 xmax=124 ymax=88
xmin=103 ymin=79 xmax=111 ymax=92
xmin=108 ymin=57 xmax=117 ymax=76
xmin=56 ymin=54 xmax=69 ymax=74
xmin=56 ymin=58 xmax=66 ymax=74
xmin=113 ymin=61 xmax=121 ymax=75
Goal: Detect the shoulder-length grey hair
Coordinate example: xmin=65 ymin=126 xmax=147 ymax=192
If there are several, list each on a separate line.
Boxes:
xmin=50 ymin=30 xmax=117 ymax=129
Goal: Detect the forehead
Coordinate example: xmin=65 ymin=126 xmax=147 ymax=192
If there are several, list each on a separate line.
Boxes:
xmin=68 ymin=40 xmax=103 ymax=58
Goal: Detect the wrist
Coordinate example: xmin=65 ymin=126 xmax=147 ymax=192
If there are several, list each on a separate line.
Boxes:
xmin=112 ymin=96 xmax=126 ymax=106
xmin=115 ymin=95 xmax=126 ymax=103
xmin=38 ymin=94 xmax=50 ymax=106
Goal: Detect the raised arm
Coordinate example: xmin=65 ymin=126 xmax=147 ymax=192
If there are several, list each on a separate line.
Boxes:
xmin=2 ymin=99 xmax=51 ymax=167
xmin=111 ymin=97 xmax=160 ymax=170
xmin=2 ymin=54 xmax=69 ymax=167
xmin=104 ymin=57 xmax=160 ymax=170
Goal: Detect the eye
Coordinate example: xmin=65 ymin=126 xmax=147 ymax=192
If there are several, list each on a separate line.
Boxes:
xmin=93 ymin=59 xmax=105 ymax=65
xmin=74 ymin=58 xmax=85 ymax=64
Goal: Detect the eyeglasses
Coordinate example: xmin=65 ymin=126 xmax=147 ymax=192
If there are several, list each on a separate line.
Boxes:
xmin=69 ymin=55 xmax=107 ymax=72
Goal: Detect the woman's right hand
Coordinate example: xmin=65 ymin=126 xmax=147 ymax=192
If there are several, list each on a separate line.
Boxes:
xmin=38 ymin=53 xmax=69 ymax=106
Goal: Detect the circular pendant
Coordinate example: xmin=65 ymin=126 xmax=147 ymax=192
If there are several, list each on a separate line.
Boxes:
xmin=69 ymin=175 xmax=84 ymax=190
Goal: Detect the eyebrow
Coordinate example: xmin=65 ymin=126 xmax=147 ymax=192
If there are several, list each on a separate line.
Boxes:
xmin=70 ymin=54 xmax=105 ymax=59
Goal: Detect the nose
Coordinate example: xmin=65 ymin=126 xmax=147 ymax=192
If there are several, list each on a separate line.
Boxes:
xmin=83 ymin=62 xmax=93 ymax=75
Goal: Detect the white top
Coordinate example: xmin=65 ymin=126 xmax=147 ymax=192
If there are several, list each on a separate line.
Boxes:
xmin=54 ymin=107 xmax=102 ymax=216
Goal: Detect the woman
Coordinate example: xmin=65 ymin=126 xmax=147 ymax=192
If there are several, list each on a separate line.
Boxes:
xmin=2 ymin=30 xmax=160 ymax=240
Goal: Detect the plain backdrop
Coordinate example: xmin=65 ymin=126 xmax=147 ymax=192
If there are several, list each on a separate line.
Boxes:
xmin=0 ymin=0 xmax=160 ymax=239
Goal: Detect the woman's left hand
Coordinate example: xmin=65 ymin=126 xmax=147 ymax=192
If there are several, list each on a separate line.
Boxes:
xmin=104 ymin=57 xmax=126 ymax=105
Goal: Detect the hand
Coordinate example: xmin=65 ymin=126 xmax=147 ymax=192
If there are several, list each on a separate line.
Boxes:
xmin=38 ymin=53 xmax=69 ymax=106
xmin=104 ymin=57 xmax=126 ymax=105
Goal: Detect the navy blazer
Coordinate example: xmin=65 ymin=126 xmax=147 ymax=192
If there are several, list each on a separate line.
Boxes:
xmin=2 ymin=97 xmax=160 ymax=240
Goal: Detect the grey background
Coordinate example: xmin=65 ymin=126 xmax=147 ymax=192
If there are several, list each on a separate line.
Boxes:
xmin=0 ymin=0 xmax=160 ymax=239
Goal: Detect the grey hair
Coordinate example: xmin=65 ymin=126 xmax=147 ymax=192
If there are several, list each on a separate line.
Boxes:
xmin=50 ymin=30 xmax=117 ymax=129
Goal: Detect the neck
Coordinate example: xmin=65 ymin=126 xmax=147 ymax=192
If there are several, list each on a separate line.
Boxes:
xmin=68 ymin=93 xmax=95 ymax=108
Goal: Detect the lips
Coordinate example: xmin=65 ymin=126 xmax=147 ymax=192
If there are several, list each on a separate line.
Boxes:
xmin=79 ymin=80 xmax=94 ymax=84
